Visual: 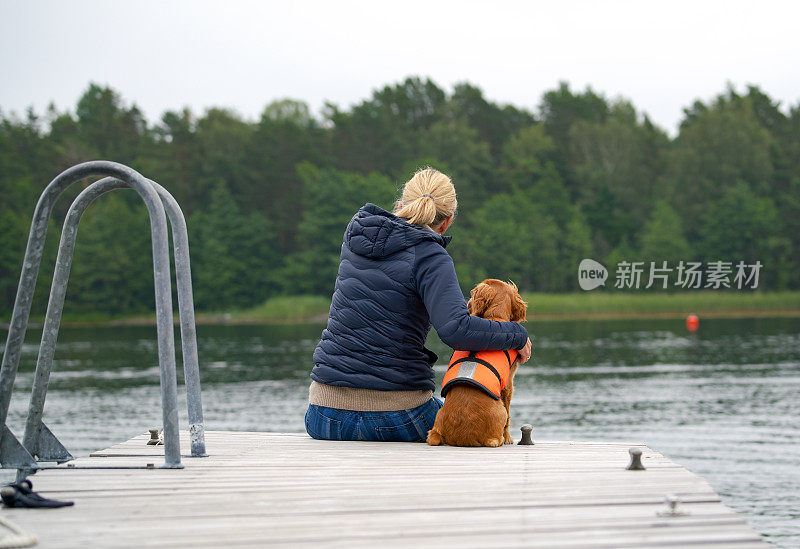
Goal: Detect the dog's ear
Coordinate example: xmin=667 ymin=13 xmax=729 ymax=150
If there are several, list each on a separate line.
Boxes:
xmin=508 ymin=281 xmax=527 ymax=322
xmin=468 ymin=282 xmax=492 ymax=318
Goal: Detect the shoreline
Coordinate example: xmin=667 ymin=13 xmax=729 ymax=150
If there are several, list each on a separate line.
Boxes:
xmin=11 ymin=308 xmax=800 ymax=329
xmin=6 ymin=291 xmax=800 ymax=329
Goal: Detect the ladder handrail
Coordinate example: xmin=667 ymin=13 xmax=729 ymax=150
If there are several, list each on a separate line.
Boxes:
xmin=20 ymin=177 xmax=206 ymax=466
xmin=0 ymin=161 xmax=182 ymax=469
xmin=148 ymin=179 xmax=206 ymax=458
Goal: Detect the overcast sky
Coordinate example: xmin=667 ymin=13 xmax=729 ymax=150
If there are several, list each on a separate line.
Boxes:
xmin=1 ymin=1 xmax=798 ymax=135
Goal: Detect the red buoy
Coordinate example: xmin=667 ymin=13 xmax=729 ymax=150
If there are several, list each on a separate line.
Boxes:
xmin=686 ymin=314 xmax=699 ymax=332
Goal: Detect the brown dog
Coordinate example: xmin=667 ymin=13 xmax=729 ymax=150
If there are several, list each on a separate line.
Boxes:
xmin=427 ymin=279 xmax=528 ymax=447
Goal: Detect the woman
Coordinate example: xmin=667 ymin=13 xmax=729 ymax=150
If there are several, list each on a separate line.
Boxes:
xmin=305 ymin=167 xmax=532 ymax=442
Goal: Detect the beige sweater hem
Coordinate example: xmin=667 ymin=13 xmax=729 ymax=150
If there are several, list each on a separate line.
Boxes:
xmin=308 ymin=381 xmax=433 ymax=412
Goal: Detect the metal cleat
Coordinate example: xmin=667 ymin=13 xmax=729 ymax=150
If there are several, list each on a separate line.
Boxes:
xmin=518 ymin=424 xmax=534 ymax=445
xmin=657 ymin=494 xmax=689 ymax=517
xmin=626 ymin=447 xmax=645 ymax=470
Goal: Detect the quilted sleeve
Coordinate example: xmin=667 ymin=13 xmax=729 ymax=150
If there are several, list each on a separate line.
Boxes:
xmin=413 ymin=243 xmax=528 ymax=351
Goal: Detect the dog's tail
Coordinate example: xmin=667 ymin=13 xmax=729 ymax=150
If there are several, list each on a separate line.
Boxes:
xmin=426 ymin=429 xmax=444 ymax=446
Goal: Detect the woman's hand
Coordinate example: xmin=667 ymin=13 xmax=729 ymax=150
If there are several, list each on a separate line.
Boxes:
xmin=517 ymin=337 xmax=532 ymax=364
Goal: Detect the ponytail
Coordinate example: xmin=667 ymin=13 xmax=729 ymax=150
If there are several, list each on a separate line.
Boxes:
xmin=394 ymin=168 xmax=457 ymax=228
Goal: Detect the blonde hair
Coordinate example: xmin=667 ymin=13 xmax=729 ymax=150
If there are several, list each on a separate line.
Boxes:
xmin=394 ymin=167 xmax=457 ymax=228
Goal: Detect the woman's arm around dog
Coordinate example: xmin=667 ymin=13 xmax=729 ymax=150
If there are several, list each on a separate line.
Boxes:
xmin=414 ymin=242 xmax=529 ymax=353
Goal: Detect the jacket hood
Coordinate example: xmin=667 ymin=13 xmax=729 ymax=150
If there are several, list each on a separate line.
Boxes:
xmin=345 ymin=203 xmax=451 ymax=259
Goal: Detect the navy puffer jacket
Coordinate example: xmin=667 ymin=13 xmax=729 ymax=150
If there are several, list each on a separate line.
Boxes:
xmin=311 ymin=204 xmax=529 ymax=392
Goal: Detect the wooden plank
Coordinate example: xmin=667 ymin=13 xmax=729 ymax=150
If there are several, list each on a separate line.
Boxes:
xmin=14 ymin=517 xmax=764 ymax=548
xmin=1 ymin=431 xmax=766 ymax=548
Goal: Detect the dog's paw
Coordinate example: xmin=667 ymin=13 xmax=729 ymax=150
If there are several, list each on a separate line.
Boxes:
xmin=426 ymin=430 xmax=444 ymax=446
xmin=485 ymin=438 xmax=503 ymax=447
xmin=504 ymin=435 xmax=514 ymax=445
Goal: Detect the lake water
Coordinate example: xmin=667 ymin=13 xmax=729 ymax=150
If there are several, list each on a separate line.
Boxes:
xmin=2 ymin=317 xmax=799 ymax=547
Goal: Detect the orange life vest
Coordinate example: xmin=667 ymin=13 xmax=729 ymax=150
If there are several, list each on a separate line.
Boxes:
xmin=441 ymin=349 xmax=518 ymax=400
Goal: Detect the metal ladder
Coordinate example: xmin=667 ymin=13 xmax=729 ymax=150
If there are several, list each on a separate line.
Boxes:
xmin=0 ymin=161 xmax=207 ymax=475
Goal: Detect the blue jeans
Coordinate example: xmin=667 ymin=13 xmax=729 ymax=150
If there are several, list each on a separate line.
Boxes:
xmin=305 ymin=397 xmax=443 ymax=442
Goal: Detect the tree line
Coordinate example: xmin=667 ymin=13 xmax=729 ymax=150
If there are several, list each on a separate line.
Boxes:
xmin=1 ymin=78 xmax=798 ymax=316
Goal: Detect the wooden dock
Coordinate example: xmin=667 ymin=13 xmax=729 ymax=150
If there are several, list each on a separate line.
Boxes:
xmin=2 ymin=431 xmax=766 ymax=548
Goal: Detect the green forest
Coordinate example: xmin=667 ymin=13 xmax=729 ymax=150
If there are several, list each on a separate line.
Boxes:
xmin=1 ymin=77 xmax=799 ymax=317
